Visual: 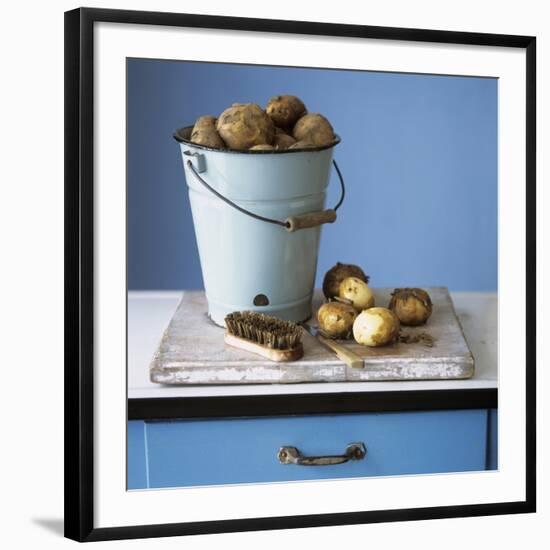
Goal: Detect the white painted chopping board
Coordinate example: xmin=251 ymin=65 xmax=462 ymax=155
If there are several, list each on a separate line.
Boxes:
xmin=149 ymin=287 xmax=474 ymax=385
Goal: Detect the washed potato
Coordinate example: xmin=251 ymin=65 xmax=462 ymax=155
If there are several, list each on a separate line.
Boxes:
xmin=265 ymin=95 xmax=307 ymax=129
xmin=293 ymin=113 xmax=335 ymax=146
xmin=216 ymin=103 xmax=275 ymax=150
xmin=389 ymin=288 xmax=433 ymax=326
xmin=322 ymin=262 xmax=369 ymax=299
xmin=353 ymin=307 xmax=400 ymax=347
xmin=317 ymin=301 xmax=358 ymax=339
xmin=190 ymin=115 xmax=226 ymax=148
xmin=338 ymin=277 xmax=375 ymax=311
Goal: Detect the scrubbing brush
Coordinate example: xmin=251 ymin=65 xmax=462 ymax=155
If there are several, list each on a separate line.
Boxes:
xmin=224 ymin=311 xmax=304 ymax=362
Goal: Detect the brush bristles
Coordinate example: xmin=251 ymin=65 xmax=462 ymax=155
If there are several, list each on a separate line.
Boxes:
xmin=225 ymin=311 xmax=303 ymax=350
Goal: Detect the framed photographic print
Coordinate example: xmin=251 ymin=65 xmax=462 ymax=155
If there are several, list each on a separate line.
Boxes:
xmin=65 ymin=7 xmax=536 ymax=542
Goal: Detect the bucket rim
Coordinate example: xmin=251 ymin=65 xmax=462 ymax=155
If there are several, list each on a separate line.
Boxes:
xmin=173 ymin=125 xmax=341 ymax=154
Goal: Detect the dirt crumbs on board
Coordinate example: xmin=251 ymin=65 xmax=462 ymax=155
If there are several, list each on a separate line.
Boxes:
xmin=398 ymin=331 xmax=435 ymax=347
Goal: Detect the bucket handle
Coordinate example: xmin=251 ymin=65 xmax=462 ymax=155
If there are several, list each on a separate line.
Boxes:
xmin=185 ymin=157 xmax=345 ymax=232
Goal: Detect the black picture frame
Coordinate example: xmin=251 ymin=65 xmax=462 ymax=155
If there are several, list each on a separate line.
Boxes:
xmin=65 ymin=7 xmax=536 ymax=542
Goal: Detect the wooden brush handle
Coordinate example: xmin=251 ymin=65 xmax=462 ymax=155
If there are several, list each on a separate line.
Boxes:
xmin=317 ymin=335 xmax=363 ymax=369
xmin=225 ymin=333 xmax=303 ymax=362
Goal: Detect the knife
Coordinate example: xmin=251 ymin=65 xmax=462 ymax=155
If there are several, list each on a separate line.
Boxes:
xmin=302 ymin=323 xmax=364 ymax=369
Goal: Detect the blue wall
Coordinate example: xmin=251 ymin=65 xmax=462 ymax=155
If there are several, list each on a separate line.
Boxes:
xmin=128 ymin=59 xmax=497 ymax=291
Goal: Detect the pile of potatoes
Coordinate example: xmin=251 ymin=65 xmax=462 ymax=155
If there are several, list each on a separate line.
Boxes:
xmin=317 ymin=262 xmax=433 ymax=347
xmin=189 ymin=95 xmax=337 ymax=151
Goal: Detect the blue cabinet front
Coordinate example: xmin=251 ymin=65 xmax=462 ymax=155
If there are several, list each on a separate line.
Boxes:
xmin=127 ymin=419 xmax=148 ymax=490
xmin=128 ymin=409 xmax=492 ymax=490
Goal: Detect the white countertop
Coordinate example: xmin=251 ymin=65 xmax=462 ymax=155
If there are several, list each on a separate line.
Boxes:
xmin=128 ymin=291 xmax=497 ymax=399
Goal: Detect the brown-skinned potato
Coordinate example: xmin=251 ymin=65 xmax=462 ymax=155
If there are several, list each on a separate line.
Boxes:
xmin=322 ymin=262 xmax=369 ymax=299
xmin=388 ymin=288 xmax=433 ymax=326
xmin=266 ymin=95 xmax=307 ymax=129
xmin=273 ymin=132 xmax=296 ymax=149
xmin=190 ymin=115 xmax=226 ymax=149
xmin=249 ymin=144 xmax=275 ymax=151
xmin=293 ymin=113 xmax=336 ymax=146
xmin=317 ymin=301 xmax=358 ymax=339
xmin=288 ymin=140 xmax=316 ymax=150
xmin=216 ymin=103 xmax=275 ymax=150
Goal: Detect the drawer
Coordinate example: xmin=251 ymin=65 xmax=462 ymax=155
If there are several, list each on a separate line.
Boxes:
xmin=129 ymin=409 xmax=489 ymax=489
xmin=128 ymin=420 xmax=147 ymax=489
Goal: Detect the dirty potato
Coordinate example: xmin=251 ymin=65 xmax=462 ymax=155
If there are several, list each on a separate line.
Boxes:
xmin=273 ymin=132 xmax=296 ymax=149
xmin=288 ymin=140 xmax=316 ymax=150
xmin=317 ymin=301 xmax=358 ymax=339
xmin=388 ymin=288 xmax=433 ymax=326
xmin=216 ymin=103 xmax=275 ymax=150
xmin=292 ymin=113 xmax=335 ymax=146
xmin=265 ymin=95 xmax=307 ymax=129
xmin=249 ymin=144 xmax=275 ymax=151
xmin=190 ymin=115 xmax=225 ymax=149
xmin=322 ymin=262 xmax=369 ymax=299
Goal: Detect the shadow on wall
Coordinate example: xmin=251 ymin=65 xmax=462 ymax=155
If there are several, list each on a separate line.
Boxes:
xmin=127 ymin=59 xmax=497 ymax=292
xmin=32 ymin=518 xmax=64 ymax=536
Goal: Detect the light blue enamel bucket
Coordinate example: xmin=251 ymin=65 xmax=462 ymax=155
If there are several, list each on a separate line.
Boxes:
xmin=174 ymin=126 xmax=344 ymax=327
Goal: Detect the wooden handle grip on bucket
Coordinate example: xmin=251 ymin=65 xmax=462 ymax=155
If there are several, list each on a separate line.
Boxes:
xmin=285 ymin=209 xmax=337 ymax=232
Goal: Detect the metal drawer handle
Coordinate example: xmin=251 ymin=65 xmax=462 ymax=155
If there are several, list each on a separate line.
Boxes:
xmin=278 ymin=443 xmax=366 ymax=466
